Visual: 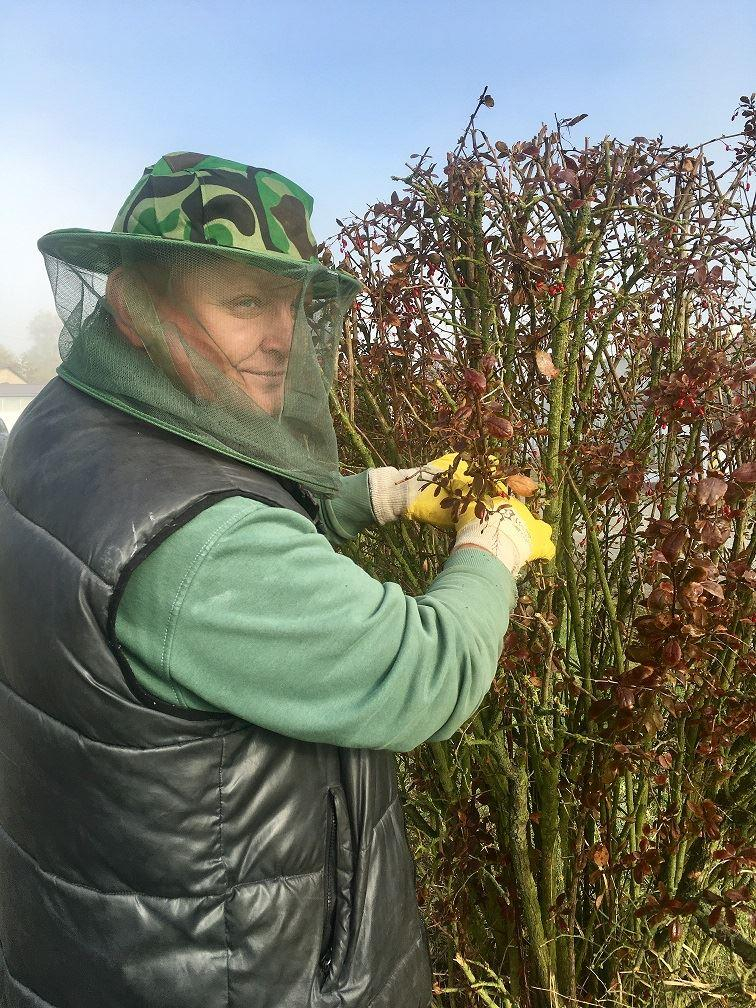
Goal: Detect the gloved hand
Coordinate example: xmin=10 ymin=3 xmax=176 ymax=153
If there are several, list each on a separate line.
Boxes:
xmin=367 ymin=452 xmax=554 ymax=535
xmin=453 ymin=493 xmax=556 ymax=579
xmin=367 ymin=452 xmax=478 ymax=529
xmin=458 ymin=494 xmax=557 ymax=565
xmin=367 ymin=452 xmax=556 ymax=577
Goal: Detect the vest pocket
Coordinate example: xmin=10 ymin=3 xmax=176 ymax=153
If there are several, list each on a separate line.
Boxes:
xmin=318 ymin=784 xmax=354 ymax=991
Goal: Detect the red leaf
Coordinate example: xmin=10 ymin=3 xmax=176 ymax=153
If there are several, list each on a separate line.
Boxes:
xmin=615 ymin=685 xmax=635 ymax=709
xmin=695 ymin=476 xmax=727 ymax=505
xmin=464 ymin=369 xmax=487 ymax=394
xmin=486 ymin=416 xmax=514 ymax=439
xmin=660 ymin=528 xmax=688 ymax=563
xmin=662 ymin=639 xmax=682 ymax=666
xmin=732 ymin=461 xmax=756 ymax=484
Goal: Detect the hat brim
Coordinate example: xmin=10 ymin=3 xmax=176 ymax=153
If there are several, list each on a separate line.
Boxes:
xmin=37 ymin=228 xmax=364 ymax=301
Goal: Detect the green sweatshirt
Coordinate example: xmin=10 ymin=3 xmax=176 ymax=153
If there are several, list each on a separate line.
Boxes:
xmin=114 ymin=470 xmax=518 ymax=752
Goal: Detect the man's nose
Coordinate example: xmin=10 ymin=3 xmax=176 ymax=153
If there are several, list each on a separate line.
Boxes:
xmin=260 ymin=301 xmax=295 ymax=353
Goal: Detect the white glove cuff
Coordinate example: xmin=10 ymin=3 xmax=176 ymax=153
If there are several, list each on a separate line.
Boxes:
xmin=367 ymin=467 xmax=419 ymax=525
xmin=453 ymin=507 xmax=532 ymax=577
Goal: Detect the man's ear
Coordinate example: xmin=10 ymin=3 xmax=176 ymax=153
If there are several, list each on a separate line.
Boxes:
xmin=105 ymin=267 xmax=144 ymax=350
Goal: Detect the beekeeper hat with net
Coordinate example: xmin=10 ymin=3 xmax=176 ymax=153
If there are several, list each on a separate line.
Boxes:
xmin=37 ymin=152 xmax=363 ymax=497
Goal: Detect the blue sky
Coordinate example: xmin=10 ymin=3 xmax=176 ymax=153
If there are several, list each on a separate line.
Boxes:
xmin=2 ymin=0 xmax=754 ymax=348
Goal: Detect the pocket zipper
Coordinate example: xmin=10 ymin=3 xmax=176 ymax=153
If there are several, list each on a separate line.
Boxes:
xmin=319 ymin=790 xmax=338 ymax=978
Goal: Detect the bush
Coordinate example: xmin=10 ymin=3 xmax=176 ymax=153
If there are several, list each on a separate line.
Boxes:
xmin=328 ymin=92 xmax=756 ymax=1007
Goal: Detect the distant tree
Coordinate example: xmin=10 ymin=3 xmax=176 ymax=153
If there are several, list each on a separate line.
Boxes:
xmin=20 ymin=311 xmax=62 ymax=383
xmin=0 ymin=343 xmax=23 ymax=377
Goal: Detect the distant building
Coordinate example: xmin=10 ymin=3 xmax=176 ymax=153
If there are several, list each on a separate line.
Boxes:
xmin=0 ymin=382 xmax=46 ymax=431
xmin=0 ymin=367 xmax=25 ymax=384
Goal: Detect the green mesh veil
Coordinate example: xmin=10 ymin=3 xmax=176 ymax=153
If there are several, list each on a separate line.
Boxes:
xmin=39 ymin=239 xmax=358 ymax=497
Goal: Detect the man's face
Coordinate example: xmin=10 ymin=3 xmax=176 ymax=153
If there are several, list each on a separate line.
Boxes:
xmin=153 ymin=257 xmax=304 ymax=415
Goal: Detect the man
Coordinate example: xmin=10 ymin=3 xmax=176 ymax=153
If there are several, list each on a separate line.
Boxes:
xmin=0 ymin=417 xmax=7 ymax=462
xmin=0 ymin=153 xmax=554 ymax=1008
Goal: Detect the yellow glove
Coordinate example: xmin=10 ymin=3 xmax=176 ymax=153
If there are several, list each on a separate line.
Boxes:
xmin=403 ymin=452 xmax=475 ymax=529
xmin=367 ymin=453 xmax=472 ymax=528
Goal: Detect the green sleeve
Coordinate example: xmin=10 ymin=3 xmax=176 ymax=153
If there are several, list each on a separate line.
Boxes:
xmin=316 ymin=470 xmax=376 ymax=545
xmin=114 ymin=496 xmax=518 ymax=752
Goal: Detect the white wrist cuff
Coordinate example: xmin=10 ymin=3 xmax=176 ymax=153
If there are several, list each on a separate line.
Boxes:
xmin=453 ymin=509 xmax=531 ymax=576
xmin=367 ymin=467 xmax=418 ymax=525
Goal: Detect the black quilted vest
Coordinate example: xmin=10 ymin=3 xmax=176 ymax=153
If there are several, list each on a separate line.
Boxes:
xmin=0 ymin=378 xmax=432 ymax=1008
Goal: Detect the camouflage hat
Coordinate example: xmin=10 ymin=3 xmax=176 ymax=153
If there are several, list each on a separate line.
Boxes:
xmin=37 ymin=152 xmax=362 ymax=299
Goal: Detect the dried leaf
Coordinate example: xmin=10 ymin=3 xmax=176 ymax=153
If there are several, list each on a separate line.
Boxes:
xmin=505 ymin=473 xmax=539 ymax=496
xmin=592 ymin=845 xmax=610 ymax=868
xmin=535 ymin=350 xmax=560 ymax=379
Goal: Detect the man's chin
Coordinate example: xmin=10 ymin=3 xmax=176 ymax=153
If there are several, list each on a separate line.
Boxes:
xmin=239 ymin=371 xmax=284 ymax=415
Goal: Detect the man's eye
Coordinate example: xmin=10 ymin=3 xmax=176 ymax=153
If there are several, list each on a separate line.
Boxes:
xmin=232 ymin=297 xmax=298 ymax=310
